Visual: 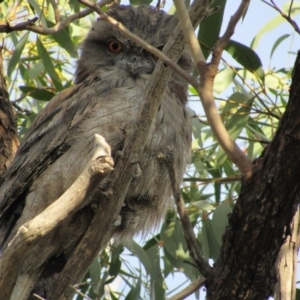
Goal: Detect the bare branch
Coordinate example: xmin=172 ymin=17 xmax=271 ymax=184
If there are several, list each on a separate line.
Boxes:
xmin=0 ymin=0 xmax=110 ymax=35
xmin=168 ymin=277 xmax=206 ymax=300
xmin=262 ymin=0 xmax=300 ymax=34
xmin=50 ymin=0 xmax=61 ymax=23
xmin=197 ymin=0 xmax=253 ymax=177
xmin=172 ymin=0 xmax=252 ymax=176
xmin=173 ymin=0 xmax=205 ymax=64
xmin=159 ymin=150 xmax=211 ymax=277
xmin=0 ymin=135 xmax=113 ymax=300
xmin=183 ymin=175 xmax=241 ymax=183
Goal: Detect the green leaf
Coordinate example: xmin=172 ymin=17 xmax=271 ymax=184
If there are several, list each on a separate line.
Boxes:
xmin=222 ymin=92 xmax=249 ymax=115
xmin=89 ymin=257 xmax=100 ymax=294
xmin=198 ymin=0 xmax=227 ymax=59
xmin=36 ymin=37 xmax=63 ymax=91
xmin=108 ymin=244 xmax=123 ymax=277
xmin=224 ymin=96 xmax=254 ymax=140
xmin=202 ymin=216 xmax=220 ymax=261
xmin=145 ymin=243 xmax=165 ymax=298
xmin=217 ymin=96 xmax=254 ymax=165
xmin=296 ymin=288 xmax=300 ymax=300
xmin=192 ymin=200 xmax=215 ymax=211
xmin=124 ymin=275 xmax=141 ymax=300
xmin=270 ymin=34 xmax=290 ymax=59
xmin=8 ymin=32 xmax=29 ymax=77
xmin=28 ymin=0 xmax=47 ymax=27
xmin=225 ymin=40 xmax=264 ymax=81
xmin=19 ymin=86 xmax=56 ymax=101
xmin=251 ymin=2 xmax=300 ymax=50
xmin=124 ymin=240 xmax=152 ymax=274
xmin=214 ymin=68 xmax=236 ymax=94
xmin=48 ymin=21 xmax=78 ymax=58
xmin=129 ymin=0 xmax=152 ymax=5
xmin=211 ymin=202 xmax=232 ymax=244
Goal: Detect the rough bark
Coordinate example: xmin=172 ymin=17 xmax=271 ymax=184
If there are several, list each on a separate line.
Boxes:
xmin=206 ymin=51 xmax=300 ymax=299
xmin=274 ymin=209 xmax=299 ymax=300
xmin=0 ymin=135 xmax=113 ymax=300
xmin=0 ymin=49 xmax=19 ymax=184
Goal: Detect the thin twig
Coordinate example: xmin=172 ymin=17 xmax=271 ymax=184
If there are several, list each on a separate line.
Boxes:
xmin=173 ymin=0 xmax=253 ymax=176
xmin=159 ymin=151 xmax=211 ymax=277
xmin=183 ymin=175 xmax=241 ymax=183
xmin=173 ymin=0 xmax=205 ymax=64
xmin=69 ymin=285 xmax=92 ymax=300
xmin=0 ymin=0 xmax=111 ymax=35
xmin=198 ymin=0 xmax=253 ymax=177
xmin=32 ymin=294 xmax=46 ymax=300
xmin=168 ymin=277 xmax=206 ymax=300
xmin=50 ymin=0 xmax=61 ymax=23
xmin=262 ymin=0 xmax=300 ymax=34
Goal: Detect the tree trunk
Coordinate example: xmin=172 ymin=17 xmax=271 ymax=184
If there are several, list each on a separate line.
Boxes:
xmin=274 ymin=208 xmax=300 ymax=300
xmin=0 ymin=48 xmax=19 ymax=183
xmin=206 ymin=52 xmax=300 ymax=299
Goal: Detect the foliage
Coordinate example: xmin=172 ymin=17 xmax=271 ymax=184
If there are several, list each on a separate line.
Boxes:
xmin=0 ymin=0 xmax=299 ymax=299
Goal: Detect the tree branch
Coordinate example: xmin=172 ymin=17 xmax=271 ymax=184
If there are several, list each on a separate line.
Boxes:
xmin=0 ymin=134 xmax=113 ymax=300
xmin=201 ymin=0 xmax=252 ymax=176
xmin=168 ymin=277 xmax=206 ymax=300
xmin=173 ymin=0 xmax=206 ymax=64
xmin=0 ymin=0 xmax=111 ymax=35
xmin=205 ymin=51 xmax=300 ymax=300
xmin=262 ymin=0 xmax=300 ymax=34
xmin=174 ymin=0 xmax=252 ymax=176
xmin=0 ymin=48 xmax=19 ymax=184
xmin=159 ymin=150 xmax=211 ymax=277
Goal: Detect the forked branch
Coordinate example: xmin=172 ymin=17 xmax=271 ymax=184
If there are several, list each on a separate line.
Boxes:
xmin=174 ymin=0 xmax=253 ymax=177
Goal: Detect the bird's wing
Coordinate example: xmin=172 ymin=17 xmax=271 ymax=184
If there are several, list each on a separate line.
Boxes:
xmin=0 ymin=80 xmax=114 ymax=223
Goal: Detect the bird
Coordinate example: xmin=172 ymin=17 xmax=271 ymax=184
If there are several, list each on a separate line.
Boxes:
xmin=0 ymin=5 xmax=192 ymax=299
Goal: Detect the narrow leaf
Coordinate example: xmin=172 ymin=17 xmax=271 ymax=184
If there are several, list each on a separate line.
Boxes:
xmin=36 ymin=37 xmax=63 ymax=90
xmin=251 ymin=3 xmax=300 ymax=50
xmin=125 ymin=240 xmax=152 ymax=274
xmin=19 ymin=86 xmax=56 ymax=101
xmin=217 ymin=95 xmax=254 ymax=165
xmin=89 ymin=257 xmax=100 ymax=294
xmin=202 ymin=216 xmax=220 ymax=261
xmin=214 ymin=67 xmax=236 ymax=94
xmin=198 ymin=0 xmax=227 ymax=59
xmin=270 ymin=34 xmax=290 ymax=59
xmin=8 ymin=32 xmax=29 ymax=77
xmin=48 ymin=21 xmax=78 ymax=58
xmin=211 ymin=202 xmax=232 ymax=244
xmin=225 ymin=40 xmax=264 ymax=81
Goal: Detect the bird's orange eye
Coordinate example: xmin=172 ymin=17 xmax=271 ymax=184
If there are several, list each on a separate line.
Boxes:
xmin=107 ymin=40 xmax=123 ymax=53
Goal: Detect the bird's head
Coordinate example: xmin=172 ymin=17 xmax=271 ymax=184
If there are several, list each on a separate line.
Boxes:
xmin=75 ymin=5 xmax=192 ymax=86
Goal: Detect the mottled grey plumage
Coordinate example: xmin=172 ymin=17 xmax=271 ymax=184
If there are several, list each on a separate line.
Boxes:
xmin=0 ymin=5 xmax=192 ymax=299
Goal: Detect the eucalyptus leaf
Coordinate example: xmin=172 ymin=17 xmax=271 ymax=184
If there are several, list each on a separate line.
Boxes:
xmin=212 ymin=202 xmax=232 ymax=244
xmin=8 ymin=32 xmax=29 ymax=77
xmin=125 ymin=240 xmax=152 ymax=274
xmin=198 ymin=0 xmax=227 ymax=59
xmin=36 ymin=37 xmax=63 ymax=91
xmin=225 ymin=40 xmax=264 ymax=81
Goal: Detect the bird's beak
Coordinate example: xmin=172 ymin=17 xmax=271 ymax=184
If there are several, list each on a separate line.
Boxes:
xmin=119 ymin=55 xmax=155 ymax=75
